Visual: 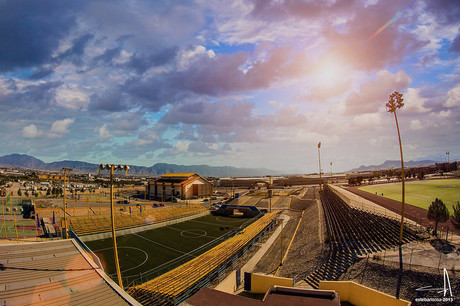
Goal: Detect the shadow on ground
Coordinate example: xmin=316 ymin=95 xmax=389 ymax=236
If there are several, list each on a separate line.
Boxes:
xmin=429 ymin=239 xmax=456 ymax=254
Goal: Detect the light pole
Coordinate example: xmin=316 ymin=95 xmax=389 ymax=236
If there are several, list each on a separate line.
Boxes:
xmin=267 ymin=175 xmax=272 ymax=213
xmin=97 ymin=164 xmax=129 ymax=289
xmin=446 ymin=151 xmax=450 ymax=172
xmin=386 ymin=91 xmax=405 ymax=245
xmin=318 ymin=142 xmax=322 ymax=192
xmin=61 ymin=167 xmax=72 ymax=239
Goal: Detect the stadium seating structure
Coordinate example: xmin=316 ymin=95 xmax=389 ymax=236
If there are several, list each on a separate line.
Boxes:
xmin=303 ymin=185 xmax=418 ymax=288
xmin=127 ymin=211 xmax=280 ymax=305
xmin=69 ymin=204 xmax=208 ymax=236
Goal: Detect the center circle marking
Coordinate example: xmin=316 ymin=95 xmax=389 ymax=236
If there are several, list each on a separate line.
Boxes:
xmin=180 ymin=229 xmax=207 ymax=238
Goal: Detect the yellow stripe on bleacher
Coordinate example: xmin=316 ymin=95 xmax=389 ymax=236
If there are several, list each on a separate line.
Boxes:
xmin=127 ymin=211 xmax=280 ymax=305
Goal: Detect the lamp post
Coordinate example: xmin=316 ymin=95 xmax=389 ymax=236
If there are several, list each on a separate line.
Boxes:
xmin=318 ymin=142 xmax=322 ymax=192
xmin=61 ymin=167 xmax=72 ymax=239
xmin=446 ymin=151 xmax=450 ymax=172
xmin=97 ymin=164 xmax=129 ymax=289
xmin=386 ymin=91 xmax=405 ymax=245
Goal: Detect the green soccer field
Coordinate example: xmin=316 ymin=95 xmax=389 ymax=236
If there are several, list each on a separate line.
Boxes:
xmin=0 ymin=219 xmax=38 ymax=239
xmin=84 ymin=214 xmax=257 ymax=286
xmin=358 ymin=179 xmax=460 ymax=214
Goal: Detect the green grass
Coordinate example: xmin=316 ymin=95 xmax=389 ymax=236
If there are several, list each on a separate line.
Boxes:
xmin=0 ymin=219 xmax=38 ymax=239
xmin=358 ymin=179 xmax=460 ymax=214
xmin=84 ymin=214 xmax=256 ymax=286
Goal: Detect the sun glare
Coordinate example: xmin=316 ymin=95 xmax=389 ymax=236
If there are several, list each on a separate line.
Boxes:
xmin=315 ymin=57 xmax=346 ymax=87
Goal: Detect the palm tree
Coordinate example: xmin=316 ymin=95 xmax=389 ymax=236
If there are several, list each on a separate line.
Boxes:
xmin=386 ymin=91 xmax=405 ymax=245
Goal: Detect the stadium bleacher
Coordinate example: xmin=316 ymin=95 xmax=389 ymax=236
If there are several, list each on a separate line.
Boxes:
xmin=303 ymin=185 xmax=418 ymax=288
xmin=127 ymin=211 xmax=280 ymax=305
xmin=69 ymin=204 xmax=208 ymax=236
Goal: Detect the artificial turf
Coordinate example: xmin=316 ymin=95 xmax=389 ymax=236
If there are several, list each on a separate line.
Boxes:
xmin=84 ymin=214 xmax=256 ymax=285
xmin=358 ymin=179 xmax=460 ymax=214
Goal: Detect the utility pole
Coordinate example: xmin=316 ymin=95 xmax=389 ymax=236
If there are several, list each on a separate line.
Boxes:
xmin=61 ymin=167 xmax=72 ymax=239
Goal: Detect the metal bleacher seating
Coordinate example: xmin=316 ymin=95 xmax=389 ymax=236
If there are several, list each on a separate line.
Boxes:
xmin=69 ymin=204 xmax=208 ymax=236
xmin=304 ymin=185 xmax=418 ymax=288
xmin=127 ymin=211 xmax=279 ymax=305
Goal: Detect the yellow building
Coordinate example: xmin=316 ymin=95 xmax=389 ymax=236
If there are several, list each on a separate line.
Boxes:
xmin=147 ymin=173 xmax=213 ymax=200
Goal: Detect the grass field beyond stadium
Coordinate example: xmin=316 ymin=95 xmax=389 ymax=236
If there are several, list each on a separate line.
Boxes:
xmin=358 ymin=179 xmax=460 ymax=214
xmin=85 ymin=214 xmax=257 ymax=285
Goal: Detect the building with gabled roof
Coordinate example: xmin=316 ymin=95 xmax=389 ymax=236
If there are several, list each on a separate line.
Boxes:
xmin=147 ymin=173 xmax=213 ymax=200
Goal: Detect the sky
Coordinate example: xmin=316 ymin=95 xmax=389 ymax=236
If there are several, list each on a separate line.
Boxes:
xmin=0 ymin=0 xmax=459 ymax=173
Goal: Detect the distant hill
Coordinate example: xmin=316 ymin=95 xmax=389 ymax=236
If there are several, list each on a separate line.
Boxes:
xmin=0 ymin=153 xmax=45 ymax=169
xmin=0 ymin=154 xmax=280 ymax=177
xmin=349 ymin=159 xmax=438 ymax=172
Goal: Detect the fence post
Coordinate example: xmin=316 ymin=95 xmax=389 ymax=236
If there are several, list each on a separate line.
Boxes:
xmin=409 ymin=249 xmax=413 ymax=271
xmin=438 ymin=252 xmax=442 ymax=271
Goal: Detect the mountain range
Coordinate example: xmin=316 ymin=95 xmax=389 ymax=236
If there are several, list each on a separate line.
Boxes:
xmin=349 ymin=159 xmax=441 ymax=172
xmin=0 ymin=153 xmax=453 ymax=177
xmin=0 ymin=154 xmax=282 ymax=177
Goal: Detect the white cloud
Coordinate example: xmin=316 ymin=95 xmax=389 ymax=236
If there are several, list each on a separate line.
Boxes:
xmin=55 ymin=85 xmax=90 ymax=111
xmin=174 ymin=141 xmax=189 ymax=152
xmin=404 ymin=88 xmax=429 ymax=113
xmin=22 ymin=124 xmax=44 ymax=138
xmin=410 ymin=119 xmax=423 ymax=130
xmin=98 ymin=124 xmax=111 ymax=139
xmin=352 ymin=113 xmax=382 ymax=130
xmin=437 ymin=110 xmax=452 ymax=119
xmin=444 ymin=85 xmax=460 ymax=107
xmin=50 ymin=118 xmax=75 ymax=137
xmin=269 ymin=100 xmax=284 ymax=108
xmin=177 ymin=45 xmax=216 ymax=71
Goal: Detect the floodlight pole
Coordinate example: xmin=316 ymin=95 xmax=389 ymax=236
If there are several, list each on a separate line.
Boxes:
xmin=446 ymin=151 xmax=450 ymax=172
xmin=109 ymin=165 xmax=123 ymax=288
xmin=98 ymin=164 xmax=129 ymax=289
xmin=61 ymin=167 xmax=72 ymax=239
xmin=387 ymin=91 xmax=405 ymax=245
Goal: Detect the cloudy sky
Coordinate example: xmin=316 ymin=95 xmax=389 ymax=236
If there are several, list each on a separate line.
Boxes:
xmin=1 ymin=0 xmax=459 ymax=173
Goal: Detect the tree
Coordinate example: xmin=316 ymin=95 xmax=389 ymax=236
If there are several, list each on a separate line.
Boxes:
xmin=427 ymin=198 xmax=450 ymax=236
xmin=17 ymin=189 xmax=22 ymax=197
xmin=451 ymin=201 xmax=460 ymax=229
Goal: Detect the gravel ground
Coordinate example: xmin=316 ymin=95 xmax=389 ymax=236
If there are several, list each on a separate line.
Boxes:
xmin=340 ymin=258 xmax=459 ymax=304
xmin=253 ymin=186 xmax=327 ymax=280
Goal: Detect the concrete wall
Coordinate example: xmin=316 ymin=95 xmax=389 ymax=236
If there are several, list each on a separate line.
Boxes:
xmin=249 ymin=273 xmax=292 ymax=294
xmin=319 ymin=281 xmax=410 ymax=306
xmin=214 ymin=270 xmax=237 ymax=293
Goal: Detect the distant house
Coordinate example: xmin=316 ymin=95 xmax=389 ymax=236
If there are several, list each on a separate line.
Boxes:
xmin=147 ymin=173 xmax=213 ymax=200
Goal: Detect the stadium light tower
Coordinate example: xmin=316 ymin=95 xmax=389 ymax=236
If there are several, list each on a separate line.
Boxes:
xmin=61 ymin=167 xmax=72 ymax=239
xmin=97 ymin=164 xmax=129 ymax=289
xmin=386 ymin=91 xmax=406 ymax=245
